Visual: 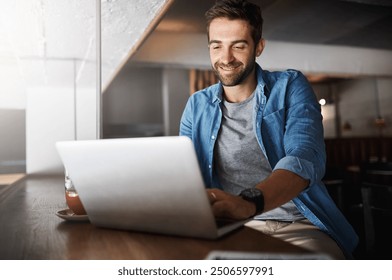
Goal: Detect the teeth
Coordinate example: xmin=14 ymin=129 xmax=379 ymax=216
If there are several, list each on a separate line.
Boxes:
xmin=221 ymin=66 xmax=236 ymax=70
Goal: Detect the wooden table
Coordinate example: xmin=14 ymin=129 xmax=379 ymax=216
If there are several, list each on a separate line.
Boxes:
xmin=0 ymin=175 xmax=308 ymax=260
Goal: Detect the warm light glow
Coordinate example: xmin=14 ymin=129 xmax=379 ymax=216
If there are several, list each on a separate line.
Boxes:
xmin=319 ymin=98 xmax=326 ymax=106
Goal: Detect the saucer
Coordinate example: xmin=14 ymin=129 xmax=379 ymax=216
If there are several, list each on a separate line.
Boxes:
xmin=56 ymin=208 xmax=89 ymax=222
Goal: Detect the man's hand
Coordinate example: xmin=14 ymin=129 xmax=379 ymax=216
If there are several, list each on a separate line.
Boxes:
xmin=207 ymin=188 xmax=256 ymax=220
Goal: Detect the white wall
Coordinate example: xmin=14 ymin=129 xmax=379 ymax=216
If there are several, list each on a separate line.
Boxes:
xmin=338 ymin=78 xmax=392 ymax=138
xmin=132 ymin=31 xmax=392 ymax=77
xmin=26 ymin=87 xmax=76 ymax=173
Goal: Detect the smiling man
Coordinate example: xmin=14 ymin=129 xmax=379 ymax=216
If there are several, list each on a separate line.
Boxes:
xmin=179 ymin=0 xmax=358 ymax=259
xmin=208 ymin=18 xmax=263 ymax=100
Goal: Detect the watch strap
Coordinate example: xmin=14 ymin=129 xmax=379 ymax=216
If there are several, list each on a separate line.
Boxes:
xmin=239 ymin=188 xmax=264 ymax=214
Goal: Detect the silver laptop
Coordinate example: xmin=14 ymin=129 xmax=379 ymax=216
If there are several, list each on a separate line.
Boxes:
xmin=56 ymin=136 xmax=247 ymax=239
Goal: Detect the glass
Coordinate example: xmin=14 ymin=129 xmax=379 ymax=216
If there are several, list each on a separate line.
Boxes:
xmin=0 ymin=1 xmax=99 ymax=175
xmin=64 ymin=170 xmax=86 ymax=215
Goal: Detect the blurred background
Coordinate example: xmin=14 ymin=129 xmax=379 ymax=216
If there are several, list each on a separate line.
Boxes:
xmin=1 ymin=0 xmax=391 ymax=259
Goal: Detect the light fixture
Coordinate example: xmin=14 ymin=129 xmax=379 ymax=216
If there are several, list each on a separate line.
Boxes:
xmin=319 ymin=98 xmax=326 ymax=106
xmin=374 ymin=116 xmax=386 ymax=128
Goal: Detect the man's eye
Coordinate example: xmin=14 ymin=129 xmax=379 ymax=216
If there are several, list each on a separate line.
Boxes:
xmin=210 ymin=45 xmax=221 ymax=50
xmin=234 ymin=45 xmax=245 ymax=50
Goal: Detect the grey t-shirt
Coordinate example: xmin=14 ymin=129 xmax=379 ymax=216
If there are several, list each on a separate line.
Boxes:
xmin=214 ymin=92 xmax=304 ymax=221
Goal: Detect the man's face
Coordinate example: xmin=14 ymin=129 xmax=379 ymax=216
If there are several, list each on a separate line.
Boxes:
xmin=208 ymin=18 xmax=261 ymax=87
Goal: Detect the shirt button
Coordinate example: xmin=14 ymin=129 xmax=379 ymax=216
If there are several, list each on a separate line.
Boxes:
xmin=208 ymin=165 xmax=212 ymax=169
xmin=211 ymin=135 xmax=215 ymax=140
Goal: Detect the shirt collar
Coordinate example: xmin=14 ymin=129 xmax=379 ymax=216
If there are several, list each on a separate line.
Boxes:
xmin=212 ymin=83 xmax=223 ymax=103
xmin=255 ymin=63 xmax=270 ymax=98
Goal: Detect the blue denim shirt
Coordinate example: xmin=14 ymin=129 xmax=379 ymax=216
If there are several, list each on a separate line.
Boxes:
xmin=179 ymin=64 xmax=358 ymax=257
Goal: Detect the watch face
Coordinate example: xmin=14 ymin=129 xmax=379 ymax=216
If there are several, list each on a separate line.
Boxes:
xmin=240 ymin=188 xmax=264 ymax=214
xmin=242 ymin=188 xmax=262 ymax=198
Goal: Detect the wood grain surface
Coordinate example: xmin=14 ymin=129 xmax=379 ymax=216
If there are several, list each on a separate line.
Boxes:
xmin=0 ymin=175 xmax=308 ymax=260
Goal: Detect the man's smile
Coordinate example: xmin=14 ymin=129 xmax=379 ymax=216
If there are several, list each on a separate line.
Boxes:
xmin=217 ymin=63 xmax=241 ymax=72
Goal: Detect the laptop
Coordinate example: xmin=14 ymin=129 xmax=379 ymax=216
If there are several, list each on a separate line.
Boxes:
xmin=56 ymin=136 xmax=247 ymax=239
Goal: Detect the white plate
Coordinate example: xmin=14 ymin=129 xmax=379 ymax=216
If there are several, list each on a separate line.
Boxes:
xmin=56 ymin=208 xmax=89 ymax=222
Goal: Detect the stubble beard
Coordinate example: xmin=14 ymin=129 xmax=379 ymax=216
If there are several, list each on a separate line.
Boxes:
xmin=212 ymin=59 xmax=256 ymax=87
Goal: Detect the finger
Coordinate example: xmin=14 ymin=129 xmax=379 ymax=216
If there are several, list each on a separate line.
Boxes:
xmin=207 ymin=190 xmax=217 ymax=203
xmin=211 ymin=200 xmax=231 ymax=219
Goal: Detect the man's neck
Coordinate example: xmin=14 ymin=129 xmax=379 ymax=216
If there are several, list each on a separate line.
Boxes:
xmin=222 ymin=71 xmax=257 ymax=103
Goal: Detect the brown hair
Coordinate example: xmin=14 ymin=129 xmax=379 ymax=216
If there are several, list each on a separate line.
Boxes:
xmin=205 ymin=0 xmax=263 ymax=44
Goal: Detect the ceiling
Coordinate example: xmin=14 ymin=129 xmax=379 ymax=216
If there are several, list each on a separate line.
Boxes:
xmin=156 ymin=0 xmax=392 ymax=51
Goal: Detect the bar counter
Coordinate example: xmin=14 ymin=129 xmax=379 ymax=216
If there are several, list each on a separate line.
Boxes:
xmin=0 ymin=174 xmax=309 ymax=260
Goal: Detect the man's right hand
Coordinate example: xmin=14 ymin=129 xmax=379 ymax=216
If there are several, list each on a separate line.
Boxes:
xmin=206 ymin=188 xmax=256 ymax=220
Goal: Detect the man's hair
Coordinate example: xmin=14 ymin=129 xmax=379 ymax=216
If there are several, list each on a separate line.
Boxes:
xmin=205 ymin=0 xmax=263 ymax=44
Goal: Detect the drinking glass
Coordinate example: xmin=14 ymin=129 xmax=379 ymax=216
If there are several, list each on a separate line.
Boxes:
xmin=64 ymin=169 xmax=86 ymax=215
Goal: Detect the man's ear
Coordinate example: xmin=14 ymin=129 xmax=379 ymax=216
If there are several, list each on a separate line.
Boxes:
xmin=256 ymin=39 xmax=265 ymax=57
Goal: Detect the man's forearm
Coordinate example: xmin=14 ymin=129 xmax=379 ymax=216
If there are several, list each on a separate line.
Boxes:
xmin=255 ymin=169 xmax=309 ymax=213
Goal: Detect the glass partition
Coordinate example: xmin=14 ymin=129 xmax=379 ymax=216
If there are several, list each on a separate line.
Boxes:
xmin=0 ymin=0 xmax=98 ymax=175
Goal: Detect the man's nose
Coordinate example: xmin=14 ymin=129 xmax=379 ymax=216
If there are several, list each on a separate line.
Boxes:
xmin=220 ymin=48 xmax=234 ymax=64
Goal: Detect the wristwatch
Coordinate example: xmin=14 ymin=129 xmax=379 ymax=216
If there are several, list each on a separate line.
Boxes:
xmin=239 ymin=188 xmax=264 ymax=215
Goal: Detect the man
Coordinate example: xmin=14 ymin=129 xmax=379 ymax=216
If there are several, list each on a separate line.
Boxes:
xmin=179 ymin=0 xmax=358 ymax=259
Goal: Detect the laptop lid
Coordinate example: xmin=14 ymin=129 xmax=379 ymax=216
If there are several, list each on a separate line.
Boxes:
xmin=56 ymin=136 xmax=245 ymax=239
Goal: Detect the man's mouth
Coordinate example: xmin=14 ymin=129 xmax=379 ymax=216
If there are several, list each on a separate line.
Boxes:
xmin=218 ymin=63 xmax=241 ymax=72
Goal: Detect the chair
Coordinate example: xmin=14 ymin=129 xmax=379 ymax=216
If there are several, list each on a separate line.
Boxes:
xmin=360 ymin=162 xmax=392 ymax=259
